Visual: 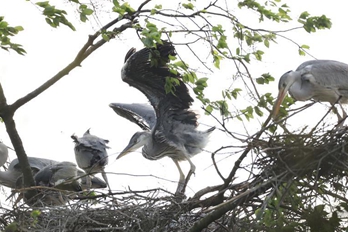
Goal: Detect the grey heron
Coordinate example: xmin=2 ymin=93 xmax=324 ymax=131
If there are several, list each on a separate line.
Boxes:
xmin=71 ymin=129 xmax=111 ymax=193
xmin=272 ymin=60 xmax=348 ymax=124
xmin=0 ymin=141 xmax=9 ymax=169
xmin=111 ymin=41 xmax=215 ymax=195
xmin=0 ymin=146 xmax=107 ymax=190
xmin=15 ymin=161 xmax=83 ymax=206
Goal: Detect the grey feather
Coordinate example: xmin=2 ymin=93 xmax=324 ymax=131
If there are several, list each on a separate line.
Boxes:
xmin=116 ymin=41 xmax=215 ymax=194
xmin=109 ymin=103 xmax=156 ymax=130
xmin=71 ymin=129 xmax=109 ymax=173
xmin=273 ymin=59 xmax=348 ymax=123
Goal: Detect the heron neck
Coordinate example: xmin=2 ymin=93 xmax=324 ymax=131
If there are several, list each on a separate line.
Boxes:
xmin=0 ymin=170 xmax=17 ymax=188
xmin=140 ymin=131 xmax=152 ymax=146
xmin=0 ymin=144 xmax=9 ymax=167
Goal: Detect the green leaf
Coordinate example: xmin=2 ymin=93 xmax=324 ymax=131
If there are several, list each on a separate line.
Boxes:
xmin=31 ymin=210 xmax=41 ymax=218
xmin=217 ymin=35 xmax=228 ymax=49
xmin=264 ymin=39 xmax=269 ymax=48
xmin=36 ymin=1 xmax=49 ymax=7
xmin=231 ymin=88 xmax=242 ymax=99
xmin=80 ymin=13 xmax=87 ymax=22
xmin=205 ymin=105 xmax=213 ymax=114
xmin=236 ymin=47 xmax=240 ymax=55
xmin=182 ymin=3 xmax=194 ymax=10
xmin=256 ymin=77 xmax=264 ymax=84
xmin=195 ymin=77 xmax=208 ymax=86
xmin=14 ymin=26 xmax=24 ymax=31
xmin=254 ymin=106 xmax=263 ymax=116
xmin=298 ymin=49 xmax=305 ymax=56
xmin=113 ymin=0 xmax=119 ymax=7
xmin=212 ymin=50 xmax=222 ymax=69
xmin=82 ymin=8 xmax=93 ymax=16
xmin=0 ymin=21 xmax=9 ymax=29
xmin=168 ymin=54 xmax=176 ymax=61
xmin=212 ymin=24 xmax=224 ymax=33
xmin=253 ymin=50 xmax=264 ymax=61
xmin=102 ymin=33 xmax=110 ymax=41
xmin=299 ymin=11 xmax=310 ymax=19
xmin=174 ymin=61 xmax=188 ymax=70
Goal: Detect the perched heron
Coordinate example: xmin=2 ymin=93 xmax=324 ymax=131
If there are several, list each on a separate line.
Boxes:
xmin=0 ymin=141 xmax=9 ymax=169
xmin=112 ymin=41 xmax=215 ymax=194
xmin=0 ymin=143 xmax=106 ymax=206
xmin=71 ymin=129 xmax=111 ymax=193
xmin=0 ymin=146 xmax=107 ymax=190
xmin=272 ymin=60 xmax=348 ymax=124
xmin=15 ymin=161 xmax=83 ymax=206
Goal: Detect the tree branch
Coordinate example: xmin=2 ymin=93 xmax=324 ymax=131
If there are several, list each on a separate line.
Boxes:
xmin=0 ymin=83 xmax=37 ymax=198
xmin=10 ymin=18 xmax=134 ymax=111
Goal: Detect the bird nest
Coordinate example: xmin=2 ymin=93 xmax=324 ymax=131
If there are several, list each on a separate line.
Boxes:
xmin=254 ymin=127 xmax=348 ymax=184
xmin=0 ymin=188 xmax=220 ymax=232
xmin=2 ymin=127 xmax=348 ymax=231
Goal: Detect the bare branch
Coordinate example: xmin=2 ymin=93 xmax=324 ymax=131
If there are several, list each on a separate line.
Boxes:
xmin=10 ymin=18 xmax=134 ymax=111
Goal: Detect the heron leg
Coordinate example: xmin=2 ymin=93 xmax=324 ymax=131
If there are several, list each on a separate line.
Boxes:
xmin=333 ymin=103 xmax=347 ymax=128
xmin=86 ymin=175 xmax=92 ymax=190
xmin=173 ymin=159 xmax=185 ymax=184
xmin=172 ymin=159 xmax=185 ymax=195
xmin=101 ymin=168 xmax=112 ymax=194
xmin=339 ymin=102 xmax=347 ymax=121
xmin=184 ymin=155 xmax=196 ymax=175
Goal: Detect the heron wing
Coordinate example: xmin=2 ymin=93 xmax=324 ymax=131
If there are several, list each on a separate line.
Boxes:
xmin=34 ymin=164 xmax=54 ymax=186
xmin=72 ymin=133 xmax=109 ymax=169
xmin=121 ymin=41 xmax=193 ymax=110
xmin=10 ymin=157 xmax=59 ymax=172
xmin=298 ymin=60 xmax=348 ymax=93
xmin=109 ymin=103 xmax=156 ymax=130
xmin=34 ymin=162 xmax=81 ymax=191
xmin=74 ymin=133 xmax=109 ymax=152
xmin=121 ymin=41 xmax=200 ymax=153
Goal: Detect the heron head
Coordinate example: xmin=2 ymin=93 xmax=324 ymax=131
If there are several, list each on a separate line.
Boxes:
xmin=117 ymin=131 xmax=150 ymax=159
xmin=272 ymin=71 xmax=297 ymax=119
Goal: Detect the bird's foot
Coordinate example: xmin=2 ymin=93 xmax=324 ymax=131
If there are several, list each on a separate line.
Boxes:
xmin=175 ymin=180 xmax=186 ymax=196
xmin=174 ymin=169 xmax=195 ymax=197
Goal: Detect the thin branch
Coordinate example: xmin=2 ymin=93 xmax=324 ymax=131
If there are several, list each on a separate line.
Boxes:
xmin=10 ymin=18 xmax=134 ymax=111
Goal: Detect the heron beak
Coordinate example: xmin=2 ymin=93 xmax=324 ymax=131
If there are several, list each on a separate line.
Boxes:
xmin=272 ymin=88 xmax=287 ymax=119
xmin=90 ymin=176 xmax=107 ymax=189
xmin=117 ymin=141 xmax=138 ymax=159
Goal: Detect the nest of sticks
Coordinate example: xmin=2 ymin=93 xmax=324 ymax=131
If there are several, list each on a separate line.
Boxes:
xmin=2 ymin=126 xmax=348 ymax=231
xmin=254 ymin=126 xmax=348 ymax=188
xmin=0 ymin=188 xmax=226 ymax=232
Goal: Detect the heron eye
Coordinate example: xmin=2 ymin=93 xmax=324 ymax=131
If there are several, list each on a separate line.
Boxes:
xmin=282 ymin=83 xmax=287 ymax=88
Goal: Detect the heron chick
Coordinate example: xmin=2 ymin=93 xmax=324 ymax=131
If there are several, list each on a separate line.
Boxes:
xmin=272 ymin=60 xmax=348 ymax=125
xmin=71 ymin=129 xmax=111 ymax=193
xmin=15 ymin=161 xmax=82 ymax=207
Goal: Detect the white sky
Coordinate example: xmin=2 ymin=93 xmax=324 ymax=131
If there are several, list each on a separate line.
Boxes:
xmin=0 ymin=0 xmax=347 ymax=203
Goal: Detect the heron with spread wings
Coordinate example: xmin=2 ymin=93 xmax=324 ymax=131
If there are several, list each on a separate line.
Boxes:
xmin=110 ymin=41 xmax=215 ymax=195
xmin=272 ymin=60 xmax=348 ymax=125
